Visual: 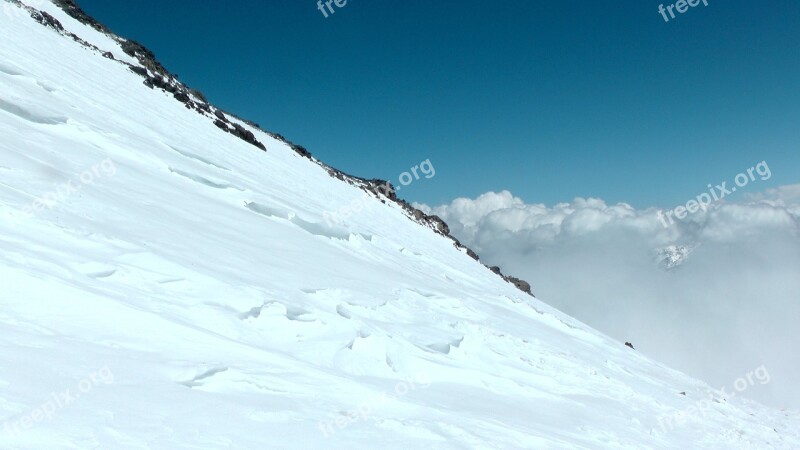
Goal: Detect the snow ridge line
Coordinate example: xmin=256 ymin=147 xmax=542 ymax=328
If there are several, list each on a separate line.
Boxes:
xmin=15 ymin=0 xmax=535 ymax=296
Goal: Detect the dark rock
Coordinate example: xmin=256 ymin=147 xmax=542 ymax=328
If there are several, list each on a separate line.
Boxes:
xmin=119 ymin=39 xmax=170 ymax=78
xmin=625 ymin=342 xmax=635 ymax=350
xmin=504 ymin=276 xmax=533 ymax=295
xmin=243 ymin=119 xmax=261 ymax=129
xmin=173 ymin=92 xmax=190 ymax=103
xmin=489 ymin=266 xmax=502 ymax=275
xmin=129 ymin=66 xmax=148 ymax=77
xmin=230 ymin=123 xmax=267 ymax=151
xmin=52 ymin=0 xmax=110 ymax=33
xmin=428 ymin=215 xmax=450 ymax=235
xmin=325 ymin=167 xmax=346 ymax=182
xmin=291 ymin=144 xmax=312 ymax=158
xmin=37 ymin=0 xmax=533 ymax=295
xmin=223 ymin=111 xmax=267 ymax=133
xmin=268 ymin=132 xmax=288 ymax=143
xmin=451 ymin=238 xmax=479 ymax=261
xmin=121 ymin=40 xmax=144 ymax=58
xmin=189 ymin=89 xmax=208 ymax=104
xmin=37 ymin=1 xmax=267 ymax=153
xmin=32 ymin=11 xmax=64 ymax=32
xmin=141 ymin=75 xmax=170 ymax=91
xmin=365 ymin=179 xmax=395 ymax=199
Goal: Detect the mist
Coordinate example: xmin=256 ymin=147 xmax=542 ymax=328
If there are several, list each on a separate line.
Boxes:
xmin=420 ymin=186 xmax=800 ymax=409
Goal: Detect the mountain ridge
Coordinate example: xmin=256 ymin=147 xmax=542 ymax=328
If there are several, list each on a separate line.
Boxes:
xmin=1 ymin=1 xmax=798 ymax=447
xmin=31 ymin=0 xmax=535 ymax=296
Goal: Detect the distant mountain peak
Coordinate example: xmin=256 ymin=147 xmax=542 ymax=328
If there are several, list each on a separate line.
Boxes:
xmin=655 ymin=244 xmax=697 ymax=270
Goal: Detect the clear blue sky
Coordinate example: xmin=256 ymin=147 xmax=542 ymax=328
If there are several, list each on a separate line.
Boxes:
xmin=76 ymin=0 xmax=800 ymax=207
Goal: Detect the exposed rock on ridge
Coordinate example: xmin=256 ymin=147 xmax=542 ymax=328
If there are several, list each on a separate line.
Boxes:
xmin=25 ymin=0 xmax=535 ymax=296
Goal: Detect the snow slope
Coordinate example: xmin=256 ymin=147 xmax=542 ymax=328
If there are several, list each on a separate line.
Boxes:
xmin=0 ymin=1 xmax=798 ymax=448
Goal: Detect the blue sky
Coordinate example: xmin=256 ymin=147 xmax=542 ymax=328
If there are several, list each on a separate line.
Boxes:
xmin=77 ymin=0 xmax=800 ymax=207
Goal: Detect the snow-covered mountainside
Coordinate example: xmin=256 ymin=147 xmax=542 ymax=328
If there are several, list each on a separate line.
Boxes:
xmin=1 ymin=1 xmax=798 ymax=448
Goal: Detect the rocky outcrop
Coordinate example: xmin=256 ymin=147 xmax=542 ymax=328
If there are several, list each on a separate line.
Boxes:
xmin=52 ymin=0 xmax=111 ymax=34
xmin=28 ymin=0 xmax=268 ymax=152
xmin=268 ymin=132 xmax=533 ymax=295
xmin=31 ymin=10 xmax=63 ymax=32
xmin=489 ymin=267 xmax=534 ymax=295
xmin=504 ymin=276 xmax=532 ymax=296
xmin=34 ymin=0 xmax=534 ymax=297
xmin=211 ymin=111 xmax=266 ymax=151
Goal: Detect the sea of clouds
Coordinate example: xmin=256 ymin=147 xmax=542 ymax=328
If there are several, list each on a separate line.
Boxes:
xmin=418 ymin=185 xmax=800 ymax=409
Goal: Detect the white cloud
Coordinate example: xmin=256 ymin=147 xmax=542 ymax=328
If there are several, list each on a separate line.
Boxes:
xmin=419 ymin=185 xmax=800 ymax=409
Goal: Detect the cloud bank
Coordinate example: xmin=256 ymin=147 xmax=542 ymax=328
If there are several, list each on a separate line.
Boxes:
xmin=418 ymin=185 xmax=800 ymax=409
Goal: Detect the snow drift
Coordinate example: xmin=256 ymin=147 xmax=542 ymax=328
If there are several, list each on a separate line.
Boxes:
xmin=0 ymin=1 xmax=798 ymax=448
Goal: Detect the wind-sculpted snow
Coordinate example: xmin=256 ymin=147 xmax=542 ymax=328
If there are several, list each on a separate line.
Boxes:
xmin=0 ymin=1 xmax=798 ymax=449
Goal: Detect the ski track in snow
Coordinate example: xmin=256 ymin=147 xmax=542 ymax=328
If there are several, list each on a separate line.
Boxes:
xmin=0 ymin=1 xmax=798 ymax=449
